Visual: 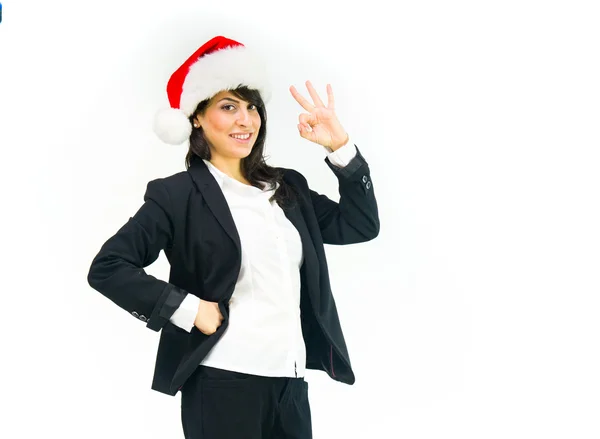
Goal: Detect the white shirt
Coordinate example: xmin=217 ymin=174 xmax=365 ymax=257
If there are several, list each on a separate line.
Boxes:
xmin=169 ymin=140 xmax=358 ymax=378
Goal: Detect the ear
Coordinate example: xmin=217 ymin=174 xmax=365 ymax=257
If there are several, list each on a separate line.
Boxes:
xmin=193 ymin=115 xmax=201 ymax=128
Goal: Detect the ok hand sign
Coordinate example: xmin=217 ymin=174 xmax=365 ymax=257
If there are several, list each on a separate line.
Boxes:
xmin=289 ymin=81 xmax=349 ymax=151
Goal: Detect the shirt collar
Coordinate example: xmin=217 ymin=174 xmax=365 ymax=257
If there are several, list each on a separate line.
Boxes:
xmin=202 ymin=159 xmax=227 ymax=189
xmin=202 ymin=159 xmax=278 ymax=195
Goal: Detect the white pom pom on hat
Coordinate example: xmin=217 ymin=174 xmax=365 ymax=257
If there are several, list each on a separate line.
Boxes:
xmin=153 ymin=108 xmax=192 ymax=146
xmin=153 ymin=36 xmax=271 ymax=145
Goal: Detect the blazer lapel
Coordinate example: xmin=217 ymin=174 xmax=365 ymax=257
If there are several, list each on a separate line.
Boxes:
xmin=187 ymin=158 xmax=241 ymax=254
xmin=282 ymin=190 xmax=321 ymax=311
xmin=283 ymin=201 xmax=313 ymax=259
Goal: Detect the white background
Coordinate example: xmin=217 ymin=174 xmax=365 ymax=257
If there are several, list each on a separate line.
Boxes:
xmin=1 ymin=0 xmax=599 ymax=437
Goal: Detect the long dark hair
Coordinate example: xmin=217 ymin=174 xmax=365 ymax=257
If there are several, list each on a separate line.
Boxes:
xmin=185 ymin=86 xmax=297 ymax=209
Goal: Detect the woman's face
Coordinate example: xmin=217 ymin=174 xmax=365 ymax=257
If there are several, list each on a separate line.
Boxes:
xmin=194 ymin=90 xmax=262 ymax=161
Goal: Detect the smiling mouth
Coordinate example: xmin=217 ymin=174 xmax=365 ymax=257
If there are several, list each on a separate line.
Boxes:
xmin=229 ymin=133 xmax=252 ymax=140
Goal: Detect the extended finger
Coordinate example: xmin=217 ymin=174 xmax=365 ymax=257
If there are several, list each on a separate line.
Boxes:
xmin=326 ymin=84 xmax=335 ymax=110
xmin=306 ymin=80 xmax=325 ymax=107
xmin=290 ymin=85 xmax=315 ymax=112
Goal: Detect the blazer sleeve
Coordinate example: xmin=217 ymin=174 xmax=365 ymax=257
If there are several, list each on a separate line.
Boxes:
xmin=87 ymin=179 xmax=189 ymax=332
xmin=309 ymin=145 xmax=380 ymax=245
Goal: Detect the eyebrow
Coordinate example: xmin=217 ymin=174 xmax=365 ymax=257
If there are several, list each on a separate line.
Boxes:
xmin=218 ymin=97 xmax=242 ymax=104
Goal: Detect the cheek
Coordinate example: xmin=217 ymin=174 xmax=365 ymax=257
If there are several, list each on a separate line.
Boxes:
xmin=253 ymin=114 xmax=262 ymax=129
xmin=206 ymin=115 xmax=231 ymax=135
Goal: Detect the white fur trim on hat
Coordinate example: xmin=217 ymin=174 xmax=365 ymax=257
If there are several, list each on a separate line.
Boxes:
xmin=153 ymin=107 xmax=192 ymax=145
xmin=179 ymin=45 xmax=271 ymax=116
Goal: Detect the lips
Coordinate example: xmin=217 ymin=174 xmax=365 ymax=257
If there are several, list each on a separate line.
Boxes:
xmin=229 ymin=132 xmax=253 ymax=145
xmin=229 ymin=133 xmax=252 ymax=140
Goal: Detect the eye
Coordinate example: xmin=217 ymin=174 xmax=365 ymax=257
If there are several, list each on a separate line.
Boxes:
xmin=221 ymin=103 xmax=257 ymax=111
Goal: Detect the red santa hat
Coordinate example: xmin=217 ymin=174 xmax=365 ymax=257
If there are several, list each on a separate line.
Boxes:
xmin=153 ymin=35 xmax=271 ymax=145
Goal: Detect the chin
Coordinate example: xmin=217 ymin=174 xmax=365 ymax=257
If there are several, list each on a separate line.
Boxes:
xmin=231 ymin=144 xmax=254 ymax=158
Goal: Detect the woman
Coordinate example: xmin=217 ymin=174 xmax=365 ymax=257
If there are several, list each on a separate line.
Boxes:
xmin=87 ymin=35 xmax=379 ymax=439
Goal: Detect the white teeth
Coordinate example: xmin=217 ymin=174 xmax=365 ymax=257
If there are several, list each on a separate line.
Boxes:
xmin=231 ymin=134 xmax=251 ymax=140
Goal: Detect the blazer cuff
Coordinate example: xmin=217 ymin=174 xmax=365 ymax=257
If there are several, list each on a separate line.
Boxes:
xmin=326 ymin=140 xmax=357 ymax=168
xmin=146 ymin=284 xmax=188 ymax=331
xmin=324 ymin=144 xmax=368 ymax=180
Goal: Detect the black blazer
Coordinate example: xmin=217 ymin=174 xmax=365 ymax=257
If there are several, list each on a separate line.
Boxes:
xmin=87 ymin=145 xmax=379 ymax=396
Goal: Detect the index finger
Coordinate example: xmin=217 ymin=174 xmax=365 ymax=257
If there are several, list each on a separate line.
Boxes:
xmin=289 ymin=85 xmax=315 ymax=112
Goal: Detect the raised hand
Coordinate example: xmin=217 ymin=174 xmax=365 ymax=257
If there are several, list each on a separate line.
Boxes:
xmin=289 ymin=81 xmax=349 ymax=151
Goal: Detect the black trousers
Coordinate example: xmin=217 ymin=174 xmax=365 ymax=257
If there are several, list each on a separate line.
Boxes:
xmin=180 ymin=365 xmax=313 ymax=439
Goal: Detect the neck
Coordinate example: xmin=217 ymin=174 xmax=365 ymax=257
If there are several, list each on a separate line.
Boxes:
xmin=208 ymin=156 xmax=248 ymax=183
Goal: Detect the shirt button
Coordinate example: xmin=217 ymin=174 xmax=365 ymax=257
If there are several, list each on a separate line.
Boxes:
xmin=366 ymin=181 xmax=372 ymax=189
xmin=132 ymin=311 xmax=139 ymax=318
xmin=362 ymin=175 xmax=368 ymax=183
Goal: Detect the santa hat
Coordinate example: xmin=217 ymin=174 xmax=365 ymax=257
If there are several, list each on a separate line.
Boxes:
xmin=153 ymin=35 xmax=271 ymax=145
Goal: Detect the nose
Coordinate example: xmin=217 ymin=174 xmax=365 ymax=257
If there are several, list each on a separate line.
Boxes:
xmin=236 ymin=108 xmax=252 ymax=126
